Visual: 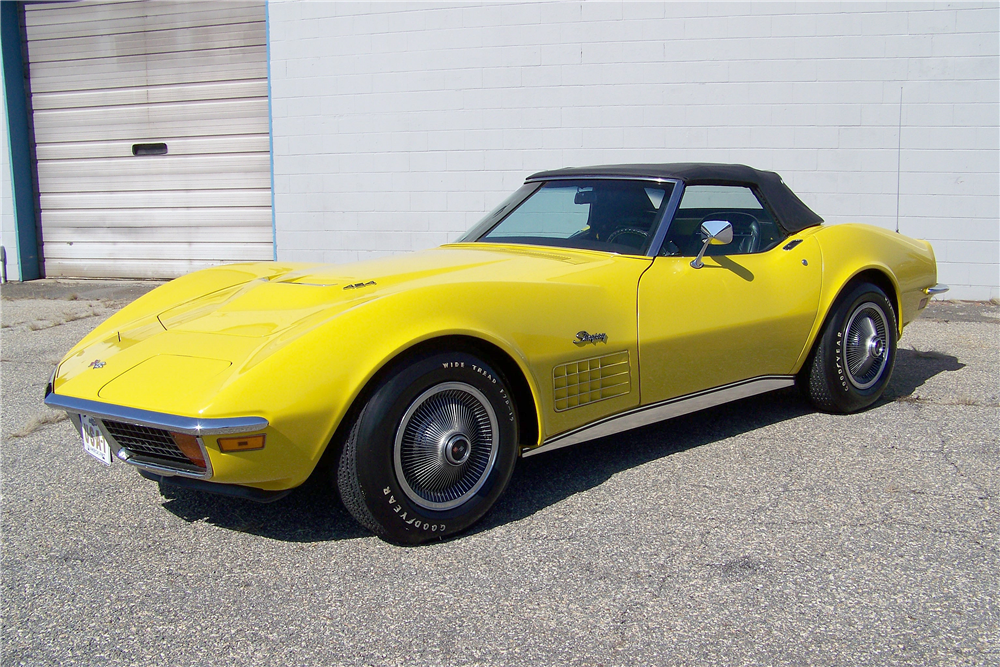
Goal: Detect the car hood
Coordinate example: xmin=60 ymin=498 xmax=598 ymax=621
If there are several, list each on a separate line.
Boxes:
xmin=155 ymin=243 xmax=623 ymax=338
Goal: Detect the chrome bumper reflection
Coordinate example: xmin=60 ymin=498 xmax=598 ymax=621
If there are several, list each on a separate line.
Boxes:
xmin=44 ymin=393 xmax=268 ymax=435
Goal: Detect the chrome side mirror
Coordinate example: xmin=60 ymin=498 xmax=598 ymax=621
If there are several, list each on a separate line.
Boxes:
xmin=690 ymin=220 xmax=733 ymax=269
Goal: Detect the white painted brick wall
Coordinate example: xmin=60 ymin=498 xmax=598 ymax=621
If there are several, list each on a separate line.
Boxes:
xmin=269 ymin=1 xmax=999 ymax=299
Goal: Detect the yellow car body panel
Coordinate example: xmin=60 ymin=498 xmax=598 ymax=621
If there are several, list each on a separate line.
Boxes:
xmin=634 ymin=223 xmax=939 ymax=405
xmin=637 ymin=230 xmax=824 ymax=403
xmin=52 ymin=245 xmax=652 ymax=490
xmin=812 ymin=223 xmax=939 ymax=331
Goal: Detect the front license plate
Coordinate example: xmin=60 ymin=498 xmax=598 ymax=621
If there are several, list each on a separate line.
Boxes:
xmin=80 ymin=415 xmax=112 ymax=466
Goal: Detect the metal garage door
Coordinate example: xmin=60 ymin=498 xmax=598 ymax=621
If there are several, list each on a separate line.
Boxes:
xmin=23 ymin=0 xmax=272 ymax=279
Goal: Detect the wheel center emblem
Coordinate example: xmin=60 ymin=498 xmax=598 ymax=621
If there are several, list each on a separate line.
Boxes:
xmin=444 ymin=434 xmax=472 ymax=466
xmin=869 ymin=338 xmax=884 ymax=358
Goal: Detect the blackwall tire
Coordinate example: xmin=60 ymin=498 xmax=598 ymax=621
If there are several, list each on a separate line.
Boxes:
xmin=803 ymin=282 xmax=897 ymax=414
xmin=336 ymin=351 xmax=518 ymax=545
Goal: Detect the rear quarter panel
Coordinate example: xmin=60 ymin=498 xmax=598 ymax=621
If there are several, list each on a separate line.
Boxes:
xmin=796 ymin=224 xmax=938 ymax=369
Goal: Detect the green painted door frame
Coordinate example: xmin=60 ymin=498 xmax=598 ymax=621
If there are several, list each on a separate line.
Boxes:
xmin=2 ymin=1 xmax=40 ymax=281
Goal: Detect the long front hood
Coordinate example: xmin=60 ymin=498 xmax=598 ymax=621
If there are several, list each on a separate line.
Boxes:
xmin=159 ymin=244 xmax=620 ymax=337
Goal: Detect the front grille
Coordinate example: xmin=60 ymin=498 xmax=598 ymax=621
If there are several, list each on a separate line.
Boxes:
xmin=102 ymin=420 xmax=202 ymax=470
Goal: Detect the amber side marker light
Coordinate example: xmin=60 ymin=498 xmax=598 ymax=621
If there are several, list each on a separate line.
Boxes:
xmin=218 ymin=434 xmax=266 ymax=452
xmin=170 ymin=433 xmax=206 ymax=467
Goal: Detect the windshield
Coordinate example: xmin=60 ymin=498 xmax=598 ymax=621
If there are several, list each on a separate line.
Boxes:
xmin=466 ymin=179 xmax=674 ymax=255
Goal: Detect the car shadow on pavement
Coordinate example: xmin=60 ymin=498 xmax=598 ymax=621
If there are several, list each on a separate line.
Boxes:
xmin=156 ymin=470 xmax=371 ymax=542
xmin=479 ymin=347 xmax=964 ymax=534
xmin=882 ymin=347 xmax=964 ymax=401
xmin=156 ymin=348 xmax=962 ymax=543
xmin=476 ymin=388 xmax=814 ymax=536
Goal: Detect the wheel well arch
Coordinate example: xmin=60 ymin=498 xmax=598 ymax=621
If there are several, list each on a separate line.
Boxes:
xmin=325 ymin=335 xmax=540 ymax=466
xmin=842 ymin=268 xmax=901 ymax=332
xmin=798 ymin=266 xmax=902 ymax=377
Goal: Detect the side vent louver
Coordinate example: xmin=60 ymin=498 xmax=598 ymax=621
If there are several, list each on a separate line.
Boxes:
xmin=553 ymin=351 xmax=631 ymax=411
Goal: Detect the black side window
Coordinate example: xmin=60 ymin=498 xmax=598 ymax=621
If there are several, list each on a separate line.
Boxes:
xmin=660 ymin=185 xmax=785 ymax=257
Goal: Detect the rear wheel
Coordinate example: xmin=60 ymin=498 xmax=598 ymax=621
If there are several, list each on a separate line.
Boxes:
xmin=802 ymin=282 xmax=897 ymax=413
xmin=336 ymin=351 xmax=518 ymax=545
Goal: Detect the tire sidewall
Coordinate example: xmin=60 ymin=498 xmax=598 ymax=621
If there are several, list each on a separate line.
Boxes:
xmin=823 ymin=283 xmax=897 ymax=411
xmin=354 ymin=352 xmax=518 ymax=544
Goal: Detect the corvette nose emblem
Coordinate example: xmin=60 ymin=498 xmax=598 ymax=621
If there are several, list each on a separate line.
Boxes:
xmin=88 ymin=360 xmax=106 ymax=369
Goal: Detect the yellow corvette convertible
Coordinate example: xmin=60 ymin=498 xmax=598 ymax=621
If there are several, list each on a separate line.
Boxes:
xmin=45 ymin=163 xmax=946 ymax=544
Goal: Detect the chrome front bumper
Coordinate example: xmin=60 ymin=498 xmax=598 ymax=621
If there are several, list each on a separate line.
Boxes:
xmin=44 ymin=393 xmax=268 ymax=480
xmin=44 ymin=393 xmax=269 ymax=435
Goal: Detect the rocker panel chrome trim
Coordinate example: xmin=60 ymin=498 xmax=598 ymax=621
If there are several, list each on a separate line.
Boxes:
xmin=522 ymin=375 xmax=795 ymax=457
xmin=45 ymin=393 xmax=268 ymax=435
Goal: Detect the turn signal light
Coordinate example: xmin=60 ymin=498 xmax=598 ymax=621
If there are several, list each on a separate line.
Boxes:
xmin=218 ymin=434 xmax=266 ymax=452
xmin=170 ymin=432 xmax=206 ymax=468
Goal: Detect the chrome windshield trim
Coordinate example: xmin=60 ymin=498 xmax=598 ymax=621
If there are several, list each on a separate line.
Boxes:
xmin=924 ymin=284 xmax=949 ymax=295
xmin=44 ymin=393 xmax=268 ymax=435
xmin=522 ymin=375 xmax=795 ymax=458
xmin=644 ymin=180 xmax=685 ymax=257
xmin=524 ymin=175 xmax=683 ymax=186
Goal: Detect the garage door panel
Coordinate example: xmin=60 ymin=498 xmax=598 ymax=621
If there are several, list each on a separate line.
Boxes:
xmin=26 ymin=8 xmax=264 ymax=44
xmin=40 ymin=189 xmax=272 ymax=210
xmin=36 ymin=118 xmax=268 ymax=144
xmin=43 ymin=225 xmax=274 ymax=244
xmin=33 ymin=98 xmax=269 ymax=137
xmin=31 ymin=80 xmax=268 ymax=111
xmin=36 ymin=135 xmax=270 ymax=160
xmin=43 ymin=242 xmax=273 ymax=262
xmin=43 ymin=258 xmax=261 ymax=280
xmin=38 ymin=154 xmax=270 ymax=179
xmin=37 ymin=171 xmax=271 ymax=194
xmin=27 ymin=23 xmax=265 ymax=63
xmin=41 ymin=208 xmax=272 ymax=229
xmin=28 ymin=47 xmax=268 ymax=94
xmin=25 ymin=2 xmax=263 ymax=31
xmin=34 ymin=101 xmax=270 ymax=143
xmin=26 ymin=1 xmax=272 ymax=278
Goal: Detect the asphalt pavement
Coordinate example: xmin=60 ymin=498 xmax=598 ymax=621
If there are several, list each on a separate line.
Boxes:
xmin=2 ymin=279 xmax=997 ymax=666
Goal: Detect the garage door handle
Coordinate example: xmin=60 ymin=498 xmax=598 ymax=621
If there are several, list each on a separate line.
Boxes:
xmin=132 ymin=143 xmax=167 ymax=156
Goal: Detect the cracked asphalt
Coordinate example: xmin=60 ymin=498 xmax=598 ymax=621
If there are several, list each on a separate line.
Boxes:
xmin=2 ymin=280 xmax=997 ymax=666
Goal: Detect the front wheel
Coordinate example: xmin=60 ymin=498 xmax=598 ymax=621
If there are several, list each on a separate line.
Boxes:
xmin=802 ymin=282 xmax=897 ymax=413
xmin=336 ymin=352 xmax=518 ymax=545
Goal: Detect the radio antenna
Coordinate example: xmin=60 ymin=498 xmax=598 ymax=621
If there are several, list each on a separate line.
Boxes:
xmin=895 ymin=86 xmax=903 ymax=233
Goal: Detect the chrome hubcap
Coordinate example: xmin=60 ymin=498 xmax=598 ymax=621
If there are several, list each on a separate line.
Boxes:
xmin=844 ymin=302 xmax=890 ymax=390
xmin=394 ymin=382 xmax=498 ymax=511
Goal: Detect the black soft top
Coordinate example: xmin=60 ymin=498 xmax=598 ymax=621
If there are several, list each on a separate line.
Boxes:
xmin=527 ymin=163 xmax=823 ymax=234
